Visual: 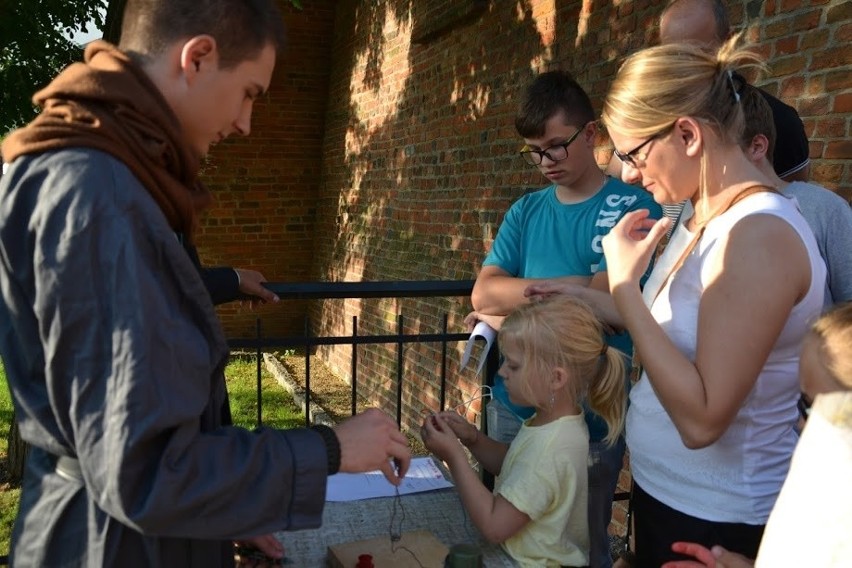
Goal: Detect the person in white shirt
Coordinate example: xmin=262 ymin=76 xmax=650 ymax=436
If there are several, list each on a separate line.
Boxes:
xmin=600 ymin=36 xmax=826 ymax=566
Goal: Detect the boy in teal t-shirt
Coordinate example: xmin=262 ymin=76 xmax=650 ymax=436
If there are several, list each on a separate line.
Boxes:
xmin=470 ymin=71 xmax=661 ymax=568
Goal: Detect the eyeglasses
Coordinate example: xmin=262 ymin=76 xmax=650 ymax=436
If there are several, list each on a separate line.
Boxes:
xmin=613 ymin=124 xmax=674 ymax=168
xmin=519 ymin=126 xmax=585 ymax=166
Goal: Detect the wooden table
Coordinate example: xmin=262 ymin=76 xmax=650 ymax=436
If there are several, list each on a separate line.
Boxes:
xmin=277 ymin=475 xmax=517 ymax=567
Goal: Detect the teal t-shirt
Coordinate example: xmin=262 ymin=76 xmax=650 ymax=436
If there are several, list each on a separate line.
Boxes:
xmin=485 ymin=177 xmax=662 ymax=441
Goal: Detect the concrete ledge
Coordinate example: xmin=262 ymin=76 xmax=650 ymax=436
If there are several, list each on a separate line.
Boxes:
xmin=262 ymin=352 xmax=335 ymax=427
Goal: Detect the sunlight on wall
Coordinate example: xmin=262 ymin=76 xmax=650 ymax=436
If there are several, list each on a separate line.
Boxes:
xmin=515 ymin=0 xmax=555 ymax=70
xmin=344 ymin=9 xmax=413 ymax=159
xmin=450 ymin=80 xmax=490 ymax=123
xmin=577 ymin=0 xmax=596 ymax=48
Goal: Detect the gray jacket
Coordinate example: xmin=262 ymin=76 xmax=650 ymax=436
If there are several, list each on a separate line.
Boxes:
xmin=0 ymin=148 xmax=328 ymax=567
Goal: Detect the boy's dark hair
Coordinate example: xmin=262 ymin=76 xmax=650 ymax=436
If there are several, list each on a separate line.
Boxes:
xmin=119 ymin=0 xmax=287 ymax=69
xmin=740 ymin=84 xmax=776 ymax=164
xmin=515 ymin=71 xmax=595 ymax=138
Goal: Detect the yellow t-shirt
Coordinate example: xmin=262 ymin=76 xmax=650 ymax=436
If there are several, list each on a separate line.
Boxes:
xmin=495 ymin=414 xmax=590 ymax=567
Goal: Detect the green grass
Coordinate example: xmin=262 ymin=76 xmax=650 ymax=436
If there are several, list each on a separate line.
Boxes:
xmin=224 ymin=353 xmax=305 ymax=430
xmin=1 ymin=361 xmax=17 ymax=559
xmin=0 ymin=354 xmax=304 ymax=558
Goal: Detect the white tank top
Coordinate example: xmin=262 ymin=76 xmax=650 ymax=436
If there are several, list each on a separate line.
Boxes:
xmin=627 ymin=192 xmax=826 ymax=523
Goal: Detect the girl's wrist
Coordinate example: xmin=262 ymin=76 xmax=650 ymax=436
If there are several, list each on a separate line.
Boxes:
xmin=464 ymin=428 xmax=479 ymax=447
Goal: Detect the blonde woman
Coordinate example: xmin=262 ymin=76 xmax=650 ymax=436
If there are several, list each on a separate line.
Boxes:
xmin=599 ymin=37 xmax=826 ymax=566
xmin=422 ymin=296 xmax=627 ymax=567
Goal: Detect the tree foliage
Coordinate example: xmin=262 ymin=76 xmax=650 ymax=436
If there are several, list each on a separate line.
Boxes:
xmin=0 ymin=0 xmax=108 ymax=134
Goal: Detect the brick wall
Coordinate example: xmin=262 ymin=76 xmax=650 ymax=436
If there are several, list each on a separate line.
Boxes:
xmin=197 ymin=0 xmax=850 ymax=429
xmin=198 ymin=0 xmax=337 ymax=338
xmin=307 ymin=0 xmax=850 ymax=435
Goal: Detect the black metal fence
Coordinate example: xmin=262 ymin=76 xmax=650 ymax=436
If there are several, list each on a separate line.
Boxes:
xmin=227 ymin=279 xmax=499 ymax=430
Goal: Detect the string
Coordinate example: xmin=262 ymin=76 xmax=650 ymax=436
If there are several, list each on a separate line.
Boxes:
xmin=452 ymin=384 xmax=494 ymax=417
xmin=387 ymin=469 xmax=427 ymax=568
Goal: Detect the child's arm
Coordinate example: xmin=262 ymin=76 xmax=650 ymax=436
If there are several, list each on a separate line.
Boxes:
xmin=422 ymin=415 xmax=530 ymax=543
xmin=435 ymin=411 xmax=508 ymax=476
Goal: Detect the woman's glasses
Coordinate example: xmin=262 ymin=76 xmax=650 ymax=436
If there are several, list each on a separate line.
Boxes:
xmin=613 ymin=123 xmax=675 ymax=168
xmin=613 ymin=136 xmax=657 ymax=168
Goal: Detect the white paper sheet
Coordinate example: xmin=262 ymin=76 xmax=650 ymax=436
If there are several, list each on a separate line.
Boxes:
xmin=459 ymin=320 xmax=497 ymax=376
xmin=326 ymin=457 xmax=454 ymax=502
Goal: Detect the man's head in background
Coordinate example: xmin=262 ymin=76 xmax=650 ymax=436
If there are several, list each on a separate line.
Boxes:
xmin=739 ymin=82 xmax=779 ymax=179
xmin=659 ymin=0 xmax=731 ymax=47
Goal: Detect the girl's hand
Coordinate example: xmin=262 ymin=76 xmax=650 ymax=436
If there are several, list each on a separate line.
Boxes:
xmin=602 ymin=209 xmax=670 ymax=291
xmin=434 ymin=411 xmax=479 ymax=446
xmin=420 ymin=414 xmax=466 ymax=462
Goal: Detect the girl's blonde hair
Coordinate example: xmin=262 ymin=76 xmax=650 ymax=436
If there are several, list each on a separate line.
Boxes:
xmin=499 ymin=296 xmax=627 ymax=446
xmin=601 ymin=34 xmax=765 ymax=216
xmin=810 ymin=302 xmax=852 ymax=390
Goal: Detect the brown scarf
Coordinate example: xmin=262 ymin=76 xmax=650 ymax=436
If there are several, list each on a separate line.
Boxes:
xmin=1 ymin=41 xmax=211 ymax=241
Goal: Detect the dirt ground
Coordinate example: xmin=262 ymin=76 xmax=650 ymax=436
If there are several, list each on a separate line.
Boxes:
xmin=273 ymin=350 xmax=428 ymax=455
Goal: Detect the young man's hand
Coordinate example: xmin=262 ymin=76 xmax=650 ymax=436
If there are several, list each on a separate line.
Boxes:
xmin=235 ymin=268 xmax=279 ymax=304
xmin=234 ymin=534 xmax=285 ymax=567
xmin=333 ymin=408 xmax=411 ymax=484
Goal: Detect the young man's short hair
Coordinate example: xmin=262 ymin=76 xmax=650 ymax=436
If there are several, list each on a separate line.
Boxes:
xmin=740 ymin=84 xmax=777 ymax=163
xmin=515 ymin=71 xmax=595 ymax=138
xmin=119 ymin=0 xmax=287 ymax=69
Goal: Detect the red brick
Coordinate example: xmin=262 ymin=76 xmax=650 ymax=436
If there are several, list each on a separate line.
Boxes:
xmin=813 ymin=117 xmax=847 ymax=138
xmin=791 ymin=9 xmax=822 ymax=32
xmin=827 ymin=2 xmax=852 ymax=24
xmin=773 ymin=35 xmax=799 ymax=55
xmin=835 ymin=93 xmax=852 ymax=114
xmin=779 ymin=76 xmax=805 ymax=99
xmin=810 ymin=161 xmax=844 ymax=185
xmin=811 ymin=48 xmax=852 ymax=71
xmin=764 ymin=19 xmax=791 ymax=39
xmin=800 ymin=28 xmax=829 ymax=50
xmin=826 ymin=70 xmax=850 ymax=92
xmin=769 ymin=54 xmax=807 ymax=77
xmin=837 ymin=22 xmax=852 ymax=43
xmin=825 ymin=141 xmax=852 ymax=160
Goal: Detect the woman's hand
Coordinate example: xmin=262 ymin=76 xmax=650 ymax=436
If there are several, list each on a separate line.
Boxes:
xmin=602 ymin=209 xmax=670 ymax=291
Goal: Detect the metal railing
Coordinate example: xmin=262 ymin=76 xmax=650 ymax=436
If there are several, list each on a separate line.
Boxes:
xmin=227 ymin=280 xmax=498 ymax=430
xmin=227 ymin=280 xmax=627 ymax=504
